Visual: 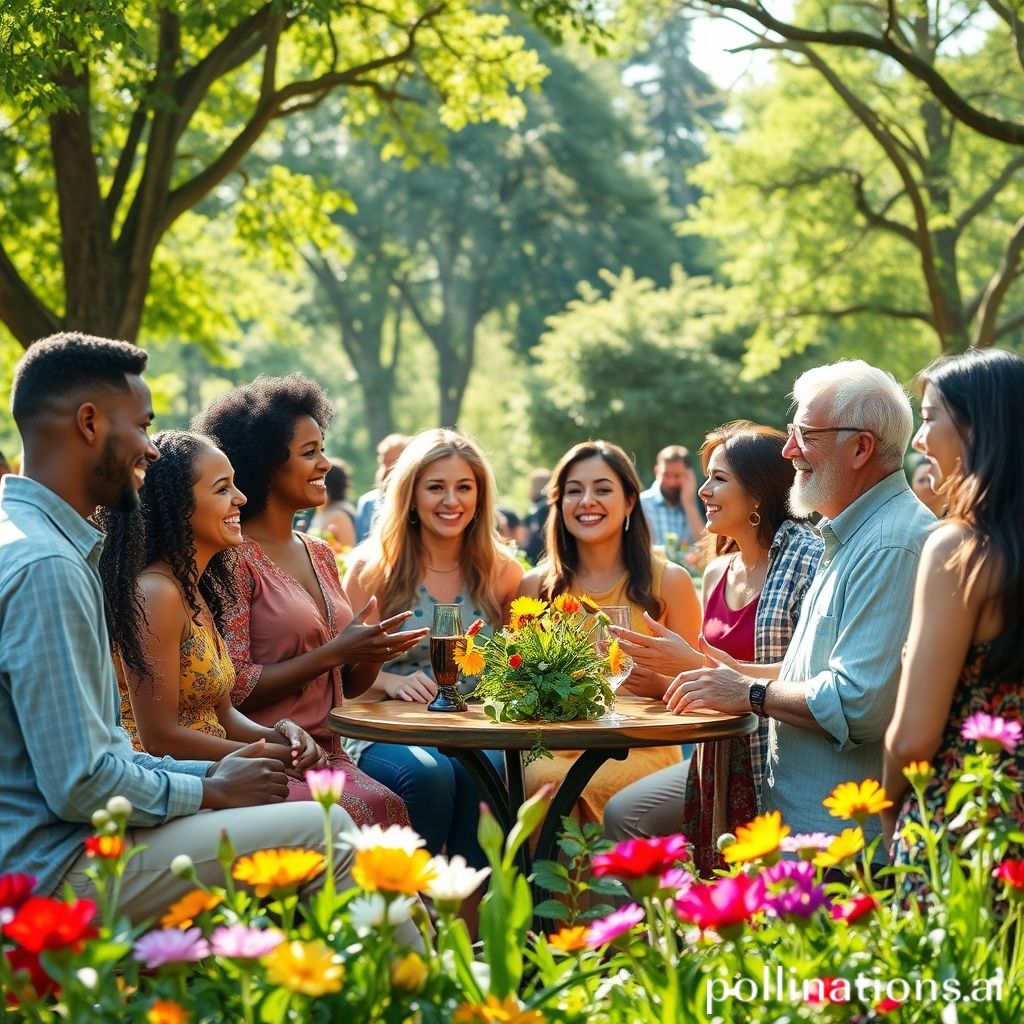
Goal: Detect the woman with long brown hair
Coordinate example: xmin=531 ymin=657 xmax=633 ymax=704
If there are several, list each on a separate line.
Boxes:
xmin=517 ymin=439 xmax=702 ymax=828
xmin=344 ymin=428 xmax=522 ymax=864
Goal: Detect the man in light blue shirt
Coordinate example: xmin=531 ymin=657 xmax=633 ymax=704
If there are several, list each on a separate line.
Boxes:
xmin=0 ymin=333 xmax=363 ymax=924
xmin=667 ymin=361 xmax=934 ymax=847
xmin=638 ymin=445 xmax=704 ymax=547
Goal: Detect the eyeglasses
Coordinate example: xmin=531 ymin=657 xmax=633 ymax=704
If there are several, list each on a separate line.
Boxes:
xmin=786 ymin=423 xmax=872 ymax=448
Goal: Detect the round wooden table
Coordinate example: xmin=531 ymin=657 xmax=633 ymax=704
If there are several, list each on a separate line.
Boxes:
xmin=329 ymin=696 xmax=757 ymax=883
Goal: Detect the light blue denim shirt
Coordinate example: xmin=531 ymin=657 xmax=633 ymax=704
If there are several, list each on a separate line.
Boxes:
xmin=0 ymin=475 xmax=211 ymax=894
xmin=638 ymin=482 xmax=693 ymax=546
xmin=762 ymin=470 xmax=935 ymax=843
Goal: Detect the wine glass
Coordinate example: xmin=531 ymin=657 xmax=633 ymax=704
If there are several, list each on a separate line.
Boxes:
xmin=427 ymin=603 xmax=468 ymax=712
xmin=597 ymin=605 xmax=634 ymax=723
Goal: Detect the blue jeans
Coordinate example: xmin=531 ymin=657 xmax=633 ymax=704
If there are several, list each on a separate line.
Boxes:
xmin=357 ymin=744 xmax=504 ymax=868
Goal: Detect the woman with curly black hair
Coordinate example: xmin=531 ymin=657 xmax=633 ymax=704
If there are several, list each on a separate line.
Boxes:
xmin=192 ymin=374 xmax=423 ymax=828
xmin=96 ymin=431 xmax=325 ymax=778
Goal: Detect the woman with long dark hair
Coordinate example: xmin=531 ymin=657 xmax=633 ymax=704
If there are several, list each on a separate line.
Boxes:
xmin=343 ymin=428 xmax=522 ymax=864
xmin=192 ymin=375 xmax=422 ymax=827
xmin=517 ymin=440 xmax=702 ymax=828
xmin=884 ymin=348 xmax=1024 ymax=871
xmin=604 ymin=422 xmax=822 ymax=875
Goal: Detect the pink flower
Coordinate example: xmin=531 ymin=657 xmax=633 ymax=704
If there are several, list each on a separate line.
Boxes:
xmin=961 ymin=712 xmax=1021 ymax=754
xmin=592 ymin=834 xmax=690 ymax=880
xmin=584 ymin=903 xmax=645 ymax=947
xmin=674 ymin=873 xmax=765 ymax=938
xmin=779 ymin=833 xmax=833 ymax=858
xmin=830 ymin=895 xmax=878 ymax=924
xmin=133 ymin=927 xmax=210 ymax=969
xmin=210 ymin=925 xmax=285 ymax=960
xmin=659 ymin=868 xmax=693 ymax=896
xmin=305 ymin=767 xmax=346 ymax=806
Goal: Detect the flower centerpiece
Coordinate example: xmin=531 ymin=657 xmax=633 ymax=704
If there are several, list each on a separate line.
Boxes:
xmin=462 ymin=595 xmax=620 ymax=724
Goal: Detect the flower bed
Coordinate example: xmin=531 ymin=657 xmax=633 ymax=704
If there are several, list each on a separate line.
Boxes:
xmin=1 ymin=722 xmax=1022 ymax=1022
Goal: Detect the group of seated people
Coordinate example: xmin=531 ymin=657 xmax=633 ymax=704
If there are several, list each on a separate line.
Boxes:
xmin=1 ymin=332 xmax=1022 ymax=925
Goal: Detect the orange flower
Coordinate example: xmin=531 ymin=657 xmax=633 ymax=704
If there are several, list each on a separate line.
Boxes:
xmin=547 ymin=925 xmax=588 ymax=953
xmin=84 ymin=835 xmax=125 ymax=860
xmin=232 ymin=848 xmax=325 ymax=898
xmin=606 ymin=639 xmax=627 ymax=678
xmin=579 ymin=595 xmax=601 ymax=615
xmin=147 ymin=1002 xmax=189 ymax=1024
xmin=552 ymin=594 xmax=582 ymax=614
xmin=353 ymin=847 xmax=437 ymax=895
xmin=160 ymin=889 xmax=223 ymax=929
xmin=455 ymin=636 xmax=486 ymax=676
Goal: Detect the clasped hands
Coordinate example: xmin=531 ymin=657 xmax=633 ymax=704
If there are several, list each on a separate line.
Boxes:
xmin=272 ymin=718 xmax=329 ymax=777
xmin=610 ymin=612 xmax=755 ymax=714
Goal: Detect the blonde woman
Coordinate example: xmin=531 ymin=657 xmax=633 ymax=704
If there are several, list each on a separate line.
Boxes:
xmin=344 ymin=428 xmax=522 ymax=864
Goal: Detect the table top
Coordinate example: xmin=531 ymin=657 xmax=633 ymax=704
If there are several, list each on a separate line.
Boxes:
xmin=328 ymin=696 xmax=757 ymax=751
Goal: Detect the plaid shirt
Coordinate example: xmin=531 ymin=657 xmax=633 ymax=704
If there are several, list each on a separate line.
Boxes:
xmin=749 ymin=519 xmax=823 ymax=804
xmin=639 ymin=482 xmax=694 ymax=546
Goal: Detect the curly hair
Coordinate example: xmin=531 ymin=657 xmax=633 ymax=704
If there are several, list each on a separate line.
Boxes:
xmin=12 ymin=331 xmax=148 ymax=428
xmin=191 ymin=373 xmax=334 ymax=520
xmin=539 ymin=441 xmax=662 ymax=620
xmin=360 ymin=429 xmax=512 ymax=624
xmin=96 ymin=431 xmax=238 ymax=689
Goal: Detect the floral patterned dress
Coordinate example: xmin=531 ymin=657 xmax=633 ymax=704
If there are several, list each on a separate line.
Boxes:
xmin=892 ymin=643 xmax=1024 ymax=890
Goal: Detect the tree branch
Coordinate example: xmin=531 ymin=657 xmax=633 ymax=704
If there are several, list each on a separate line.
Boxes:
xmin=786 ymin=303 xmax=933 ymax=323
xmin=0 ymin=239 xmax=61 ymax=346
xmin=972 ymin=213 xmax=1024 ymax=347
xmin=954 ymin=153 xmax=1024 ymax=232
xmin=994 ymin=306 xmax=1024 ymax=341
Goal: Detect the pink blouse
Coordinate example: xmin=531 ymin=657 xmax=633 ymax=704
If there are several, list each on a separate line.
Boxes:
xmin=222 ymin=535 xmax=351 ymax=752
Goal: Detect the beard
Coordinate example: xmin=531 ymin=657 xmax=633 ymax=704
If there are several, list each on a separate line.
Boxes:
xmin=660 ymin=485 xmax=681 ymax=504
xmin=96 ymin=436 xmax=142 ymax=513
xmin=788 ymin=457 xmax=844 ymax=519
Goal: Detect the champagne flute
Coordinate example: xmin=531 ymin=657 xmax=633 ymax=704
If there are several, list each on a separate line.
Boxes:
xmin=427 ymin=603 xmax=467 ymax=712
xmin=597 ymin=605 xmax=634 ymax=723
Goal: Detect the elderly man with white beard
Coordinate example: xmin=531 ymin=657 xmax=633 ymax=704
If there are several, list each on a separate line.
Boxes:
xmin=666 ymin=360 xmax=934 ymax=850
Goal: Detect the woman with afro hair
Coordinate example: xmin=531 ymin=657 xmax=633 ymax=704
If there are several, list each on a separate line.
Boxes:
xmin=192 ymin=375 xmax=425 ymax=827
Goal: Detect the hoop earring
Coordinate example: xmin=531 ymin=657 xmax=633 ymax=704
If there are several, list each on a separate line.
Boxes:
xmin=409 ymin=506 xmax=419 ymax=525
xmin=748 ymin=509 xmax=761 ymax=527
xmin=624 ymin=512 xmax=631 ymax=533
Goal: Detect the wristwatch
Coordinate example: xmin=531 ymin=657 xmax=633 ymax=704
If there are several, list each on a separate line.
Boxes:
xmin=749 ymin=681 xmax=770 ymax=717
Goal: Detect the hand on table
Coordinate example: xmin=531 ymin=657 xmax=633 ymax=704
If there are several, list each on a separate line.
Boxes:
xmin=620 ymin=663 xmax=674 ymax=699
xmin=664 ymin=660 xmax=756 ymax=716
xmin=382 ymin=671 xmax=437 ymax=703
xmin=610 ymin=613 xmax=704 ymax=676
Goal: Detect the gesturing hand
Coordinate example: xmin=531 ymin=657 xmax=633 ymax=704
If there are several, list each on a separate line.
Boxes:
xmin=202 ymin=739 xmax=290 ymax=809
xmin=330 ymin=597 xmax=430 ymax=665
xmin=610 ymin=612 xmax=703 ymax=676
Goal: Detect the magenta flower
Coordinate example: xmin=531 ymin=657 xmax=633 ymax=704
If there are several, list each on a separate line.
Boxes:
xmin=133 ymin=927 xmax=210 ymax=969
xmin=584 ymin=903 xmax=645 ymax=947
xmin=210 ymin=924 xmax=285 ymax=960
xmin=762 ymin=861 xmax=827 ymax=920
xmin=592 ymin=834 xmax=689 ymax=880
xmin=961 ymin=713 xmax=1021 ymax=754
xmin=675 ymin=873 xmax=766 ymax=938
xmin=305 ymin=767 xmax=346 ymax=806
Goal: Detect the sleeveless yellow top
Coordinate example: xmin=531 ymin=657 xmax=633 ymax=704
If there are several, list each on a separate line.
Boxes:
xmin=119 ymin=619 xmax=235 ymax=750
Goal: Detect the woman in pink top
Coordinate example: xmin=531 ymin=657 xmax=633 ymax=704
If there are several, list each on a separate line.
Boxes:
xmin=194 ymin=374 xmax=427 ymax=827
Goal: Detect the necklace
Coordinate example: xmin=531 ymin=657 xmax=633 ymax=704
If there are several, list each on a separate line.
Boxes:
xmin=424 ymin=562 xmax=461 ymax=574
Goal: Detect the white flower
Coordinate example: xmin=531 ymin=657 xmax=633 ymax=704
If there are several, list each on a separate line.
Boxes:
xmin=348 ymin=893 xmax=416 ymax=931
xmin=337 ymin=823 xmax=425 ymax=854
xmin=170 ymin=854 xmax=195 ymax=879
xmin=106 ymin=795 xmax=132 ymax=819
xmin=424 ymin=855 xmax=490 ymax=904
xmin=537 ymin=661 xmax=549 ymax=671
xmin=76 ymin=968 xmax=99 ymax=989
xmin=91 ymin=809 xmax=111 ymax=829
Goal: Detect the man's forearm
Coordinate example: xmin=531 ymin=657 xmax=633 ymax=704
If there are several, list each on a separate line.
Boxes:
xmin=763 ymin=681 xmax=827 ymax=734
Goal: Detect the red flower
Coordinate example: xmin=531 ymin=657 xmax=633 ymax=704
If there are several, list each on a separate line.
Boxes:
xmin=466 ymin=619 xmax=486 ymax=637
xmin=805 ymin=977 xmax=850 ymax=1005
xmin=3 ymin=896 xmax=98 ymax=953
xmin=4 ymin=947 xmax=57 ymax=1005
xmin=592 ymin=835 xmax=690 ymax=880
xmin=0 ymin=873 xmax=36 ymax=911
xmin=84 ymin=834 xmax=125 ymax=860
xmin=994 ymin=859 xmax=1024 ymax=889
xmin=508 ymin=654 xmax=524 ymax=669
xmin=875 ymin=997 xmax=903 ymax=1013
xmin=829 ymin=895 xmax=877 ymax=924
xmin=674 ymin=873 xmax=765 ymax=937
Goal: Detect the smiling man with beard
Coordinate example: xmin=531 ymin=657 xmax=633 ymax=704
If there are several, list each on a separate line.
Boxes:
xmin=666 ymin=360 xmax=934 ymax=849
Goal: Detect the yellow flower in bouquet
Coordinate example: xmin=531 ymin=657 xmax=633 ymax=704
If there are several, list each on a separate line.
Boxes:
xmin=262 ymin=939 xmax=344 ymax=996
xmin=509 ymin=595 xmax=547 ymax=628
xmin=455 ymin=634 xmax=486 ymax=676
xmin=353 ymin=846 xmax=437 ymax=895
xmin=232 ymin=848 xmax=325 ymax=898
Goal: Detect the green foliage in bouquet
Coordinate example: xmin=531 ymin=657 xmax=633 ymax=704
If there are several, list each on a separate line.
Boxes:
xmin=465 ymin=595 xmax=617 ymax=724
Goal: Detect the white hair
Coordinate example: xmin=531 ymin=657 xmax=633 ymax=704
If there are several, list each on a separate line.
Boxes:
xmin=791 ymin=360 xmax=913 ymax=472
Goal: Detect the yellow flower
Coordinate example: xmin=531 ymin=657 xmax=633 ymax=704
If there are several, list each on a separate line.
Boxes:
xmin=579 ymin=594 xmax=602 ymax=615
xmin=903 ymin=760 xmax=935 ymax=787
xmin=722 ymin=811 xmax=790 ymax=864
xmin=606 ymin=638 xmax=627 ymax=677
xmin=552 ymin=594 xmax=582 ymax=614
xmin=509 ymin=595 xmax=547 ymax=628
xmin=823 ymin=779 xmax=893 ymax=822
xmin=353 ymin=847 xmax=437 ymax=895
xmin=160 ymin=889 xmax=223 ymax=929
xmin=262 ymin=939 xmax=344 ymax=996
xmin=232 ymin=848 xmax=325 ymax=898
xmin=391 ymin=950 xmax=429 ymax=992
xmin=814 ymin=827 xmax=865 ymax=868
xmin=147 ymin=1002 xmax=189 ymax=1024
xmin=455 ymin=635 xmax=486 ymax=676
xmin=453 ymin=995 xmax=547 ymax=1023
xmin=548 ymin=925 xmax=588 ymax=953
